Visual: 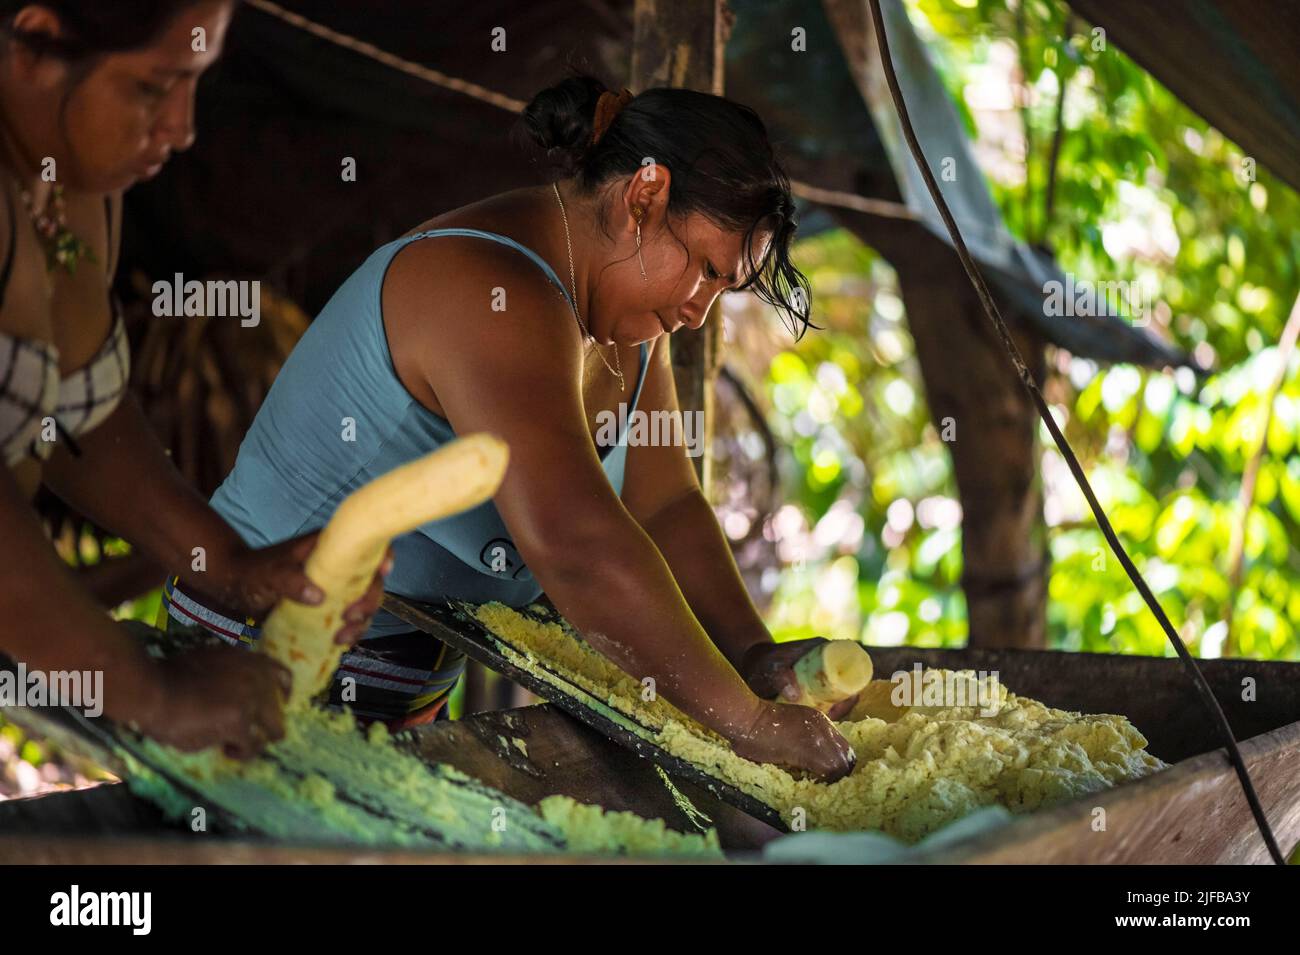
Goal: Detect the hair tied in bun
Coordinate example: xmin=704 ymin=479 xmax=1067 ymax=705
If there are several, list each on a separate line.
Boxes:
xmin=591 ymin=88 xmax=634 ymax=146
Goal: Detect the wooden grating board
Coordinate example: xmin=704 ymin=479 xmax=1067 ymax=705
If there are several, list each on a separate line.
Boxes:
xmin=1 ymin=637 xmax=563 ymax=851
xmin=383 ymin=595 xmax=789 ymax=830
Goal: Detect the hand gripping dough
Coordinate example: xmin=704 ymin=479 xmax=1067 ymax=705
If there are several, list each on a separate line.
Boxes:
xmin=262 ymin=434 xmax=509 ymax=708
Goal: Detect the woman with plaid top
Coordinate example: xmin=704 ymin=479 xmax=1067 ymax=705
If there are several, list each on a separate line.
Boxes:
xmin=0 ymin=1 xmax=384 ymax=758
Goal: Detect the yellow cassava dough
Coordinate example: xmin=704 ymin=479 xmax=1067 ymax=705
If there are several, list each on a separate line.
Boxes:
xmin=538 ymin=796 xmax=722 ymax=857
xmin=471 ymin=603 xmax=1168 ymax=843
xmin=125 ymin=693 xmax=724 ymax=855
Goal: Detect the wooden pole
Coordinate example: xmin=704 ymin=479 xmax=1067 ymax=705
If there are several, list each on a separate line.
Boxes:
xmin=630 ymin=0 xmax=732 ymax=495
xmin=821 ymin=0 xmax=1048 ymax=648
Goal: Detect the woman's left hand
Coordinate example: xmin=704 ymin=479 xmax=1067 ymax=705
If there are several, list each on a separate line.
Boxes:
xmin=738 ymin=638 xmax=861 ymax=721
xmin=212 ymin=533 xmax=392 ymax=646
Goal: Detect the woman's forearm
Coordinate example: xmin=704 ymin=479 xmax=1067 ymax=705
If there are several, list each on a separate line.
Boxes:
xmin=641 ymin=488 xmax=773 ymax=667
xmin=0 ymin=470 xmax=161 ymax=718
xmin=78 ymin=553 xmax=169 ymax=608
xmin=40 ymin=397 xmax=245 ymax=584
xmin=522 ymin=507 xmax=762 ymax=738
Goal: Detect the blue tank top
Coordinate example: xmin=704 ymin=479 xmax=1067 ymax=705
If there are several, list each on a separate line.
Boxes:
xmin=211 ymin=228 xmax=650 ymax=636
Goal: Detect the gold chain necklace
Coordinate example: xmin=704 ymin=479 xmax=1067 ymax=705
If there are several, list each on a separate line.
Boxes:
xmin=552 ymin=182 xmax=624 ymax=391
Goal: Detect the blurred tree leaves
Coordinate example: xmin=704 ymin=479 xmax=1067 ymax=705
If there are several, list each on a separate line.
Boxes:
xmin=762 ymin=0 xmax=1298 ymax=662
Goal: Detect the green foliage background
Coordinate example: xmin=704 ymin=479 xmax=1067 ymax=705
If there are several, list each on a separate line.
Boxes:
xmin=762 ymin=0 xmax=1299 ymax=661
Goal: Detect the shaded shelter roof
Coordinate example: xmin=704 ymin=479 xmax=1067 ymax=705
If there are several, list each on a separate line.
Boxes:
xmin=118 ymin=0 xmax=1294 ymax=369
xmin=120 ymin=0 xmax=624 ymax=314
xmin=734 ymin=0 xmax=1186 ymax=367
xmin=1067 ymin=0 xmax=1300 ymax=194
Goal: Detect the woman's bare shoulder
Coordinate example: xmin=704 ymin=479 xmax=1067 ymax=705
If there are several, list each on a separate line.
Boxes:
xmin=386 ymin=223 xmax=568 ymax=317
xmin=385 ymin=186 xmax=573 ymax=343
xmin=381 ymin=205 xmax=582 ymax=395
xmin=380 ymin=233 xmax=585 ymax=431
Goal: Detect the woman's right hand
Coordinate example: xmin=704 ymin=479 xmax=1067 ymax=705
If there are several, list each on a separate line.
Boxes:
xmin=120 ymin=647 xmax=292 ymax=760
xmin=729 ymin=699 xmax=856 ymax=782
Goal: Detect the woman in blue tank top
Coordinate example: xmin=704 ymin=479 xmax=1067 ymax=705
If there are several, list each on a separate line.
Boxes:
xmin=168 ymin=76 xmax=855 ymax=780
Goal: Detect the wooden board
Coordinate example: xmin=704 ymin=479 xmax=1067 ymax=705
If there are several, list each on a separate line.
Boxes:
xmin=862 ymin=645 xmax=1300 ymax=765
xmin=6 ymin=620 xmax=1298 ymax=863
xmin=835 ymin=646 xmax=1300 ymax=863
xmin=0 ymin=784 xmax=535 ymax=865
xmin=909 ymin=720 xmax=1300 ymax=864
xmin=0 ymin=828 xmax=715 ymax=865
xmin=0 ymin=701 xmax=779 ymax=859
xmin=392 ymin=705 xmax=779 ymax=850
xmin=382 ymin=596 xmax=788 ymax=829
xmin=379 ymin=602 xmax=1300 ymax=863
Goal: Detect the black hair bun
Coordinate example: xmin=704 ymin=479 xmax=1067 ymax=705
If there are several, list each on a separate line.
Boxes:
xmin=520 ymin=74 xmax=609 ymax=176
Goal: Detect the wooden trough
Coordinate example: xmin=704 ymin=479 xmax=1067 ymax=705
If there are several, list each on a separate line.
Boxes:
xmin=868 ymin=645 xmax=1300 ymax=864
xmin=0 ymin=702 xmax=768 ymax=863
xmin=2 ymin=613 xmax=1298 ymax=864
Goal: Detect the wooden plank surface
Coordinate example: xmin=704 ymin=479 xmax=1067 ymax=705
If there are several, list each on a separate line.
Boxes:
xmin=0 ymin=701 xmax=779 ymax=856
xmin=910 ymin=720 xmax=1300 ymax=864
xmin=7 ymin=636 xmax=1298 ymax=863
xmin=382 ymin=596 xmax=788 ymax=828
xmin=863 ymin=645 xmax=1300 ymax=764
xmin=0 ymin=830 xmax=721 ymax=865
xmin=867 ymin=645 xmax=1300 ymax=862
xmin=395 ymin=704 xmax=780 ymax=851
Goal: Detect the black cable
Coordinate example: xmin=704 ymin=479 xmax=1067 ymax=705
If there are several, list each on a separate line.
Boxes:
xmin=864 ymin=0 xmax=1283 ymax=864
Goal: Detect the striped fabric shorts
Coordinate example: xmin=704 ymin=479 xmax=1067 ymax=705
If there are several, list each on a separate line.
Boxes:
xmin=159 ymin=577 xmax=465 ymax=728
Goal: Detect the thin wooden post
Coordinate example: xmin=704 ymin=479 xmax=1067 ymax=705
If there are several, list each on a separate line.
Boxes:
xmin=630 ymin=0 xmax=732 ymax=495
xmin=821 ymin=0 xmax=1049 ymax=648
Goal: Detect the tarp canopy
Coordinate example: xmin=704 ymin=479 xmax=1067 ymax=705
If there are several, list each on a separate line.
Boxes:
xmin=1067 ymin=0 xmax=1300 ymax=194
xmin=731 ymin=0 xmax=1186 ymax=367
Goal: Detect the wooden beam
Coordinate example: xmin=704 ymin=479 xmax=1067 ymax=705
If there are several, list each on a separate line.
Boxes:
xmin=630 ymin=0 xmax=730 ymax=95
xmin=630 ymin=0 xmax=732 ymax=494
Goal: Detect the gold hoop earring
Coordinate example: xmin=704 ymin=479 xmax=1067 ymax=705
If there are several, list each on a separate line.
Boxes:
xmin=633 ymin=209 xmax=648 ymax=282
